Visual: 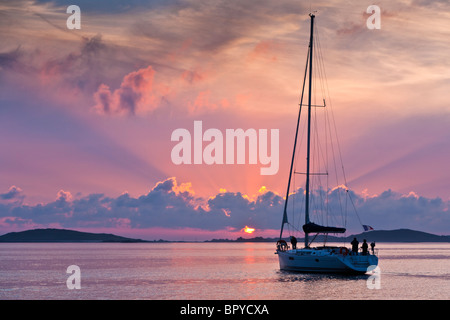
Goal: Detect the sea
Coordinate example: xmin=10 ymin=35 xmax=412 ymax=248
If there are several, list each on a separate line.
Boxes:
xmin=1 ymin=242 xmax=449 ymax=302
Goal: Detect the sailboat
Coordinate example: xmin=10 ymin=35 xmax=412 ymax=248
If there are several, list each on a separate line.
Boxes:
xmin=275 ymin=13 xmax=378 ymax=274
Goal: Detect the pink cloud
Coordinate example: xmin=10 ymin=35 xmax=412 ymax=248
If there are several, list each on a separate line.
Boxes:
xmin=247 ymin=40 xmax=280 ymax=63
xmin=92 ymin=66 xmax=161 ymax=116
xmin=187 ymin=90 xmax=218 ymax=113
xmin=0 ymin=186 xmax=25 ymax=205
xmin=181 ymin=69 xmax=204 ymax=84
xmin=92 ymin=64 xmax=225 ymax=116
xmin=56 ymin=189 xmax=73 ymax=202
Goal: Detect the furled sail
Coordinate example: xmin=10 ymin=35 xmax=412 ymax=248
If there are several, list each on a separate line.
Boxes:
xmin=302 ymin=222 xmax=346 ymax=234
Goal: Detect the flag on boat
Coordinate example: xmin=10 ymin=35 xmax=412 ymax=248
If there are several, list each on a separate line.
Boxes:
xmin=363 ymin=225 xmax=374 ymax=231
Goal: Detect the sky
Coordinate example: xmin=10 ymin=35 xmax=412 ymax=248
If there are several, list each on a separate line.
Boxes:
xmin=0 ymin=0 xmax=449 ymax=240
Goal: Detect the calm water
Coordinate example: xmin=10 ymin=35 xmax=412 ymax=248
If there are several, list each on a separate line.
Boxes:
xmin=0 ymin=242 xmax=449 ymax=300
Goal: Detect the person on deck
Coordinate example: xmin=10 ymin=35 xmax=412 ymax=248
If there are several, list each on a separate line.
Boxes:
xmin=290 ymin=236 xmax=297 ymax=250
xmin=351 ymin=237 xmax=359 ymax=255
xmin=370 ymin=241 xmax=376 ymax=255
xmin=362 ymin=239 xmax=368 ymax=255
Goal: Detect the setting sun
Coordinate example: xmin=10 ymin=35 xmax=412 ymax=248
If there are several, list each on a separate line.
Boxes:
xmin=243 ymin=226 xmax=255 ymax=234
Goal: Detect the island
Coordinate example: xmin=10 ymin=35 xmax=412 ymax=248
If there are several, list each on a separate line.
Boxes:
xmin=0 ymin=228 xmax=149 ymax=243
xmin=0 ymin=227 xmax=449 ymax=243
xmin=206 ymin=229 xmax=450 ymax=243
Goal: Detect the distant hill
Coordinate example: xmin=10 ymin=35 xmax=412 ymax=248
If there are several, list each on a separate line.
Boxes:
xmin=0 ymin=228 xmax=148 ymax=243
xmin=207 ymin=229 xmax=450 ymax=243
xmin=1 ymin=228 xmax=449 ymax=243
xmin=346 ymin=229 xmax=450 ymax=243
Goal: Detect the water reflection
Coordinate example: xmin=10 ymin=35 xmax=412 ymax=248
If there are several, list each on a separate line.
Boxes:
xmin=1 ymin=243 xmax=449 ymax=299
xmin=276 ymin=270 xmax=370 ymax=283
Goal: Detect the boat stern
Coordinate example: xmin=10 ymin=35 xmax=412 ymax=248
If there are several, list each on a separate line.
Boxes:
xmin=277 ymin=246 xmax=379 ymax=274
xmin=339 ymin=254 xmax=379 ymax=273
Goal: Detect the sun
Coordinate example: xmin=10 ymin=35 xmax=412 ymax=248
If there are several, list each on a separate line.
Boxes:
xmin=242 ymin=226 xmax=255 ymax=234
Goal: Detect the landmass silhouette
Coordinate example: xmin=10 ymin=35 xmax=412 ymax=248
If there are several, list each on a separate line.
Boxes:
xmin=0 ymin=228 xmax=449 ymax=243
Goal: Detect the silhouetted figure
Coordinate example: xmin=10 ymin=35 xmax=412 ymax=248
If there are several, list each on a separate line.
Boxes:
xmin=362 ymin=239 xmax=368 ymax=255
xmin=351 ymin=237 xmax=359 ymax=255
xmin=370 ymin=241 xmax=376 ymax=254
xmin=290 ymin=236 xmax=297 ymax=250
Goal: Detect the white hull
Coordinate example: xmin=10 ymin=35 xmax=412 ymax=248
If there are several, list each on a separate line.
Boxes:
xmin=277 ymin=247 xmax=378 ymax=274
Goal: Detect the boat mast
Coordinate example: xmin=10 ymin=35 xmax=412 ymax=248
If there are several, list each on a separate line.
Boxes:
xmin=304 ymin=13 xmax=315 ymax=248
xmin=279 ymin=30 xmax=311 ymax=241
xmin=279 ymin=14 xmax=315 ymax=243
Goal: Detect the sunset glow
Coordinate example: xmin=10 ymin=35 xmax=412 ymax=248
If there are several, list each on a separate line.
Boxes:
xmin=0 ymin=0 xmax=449 ymax=240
